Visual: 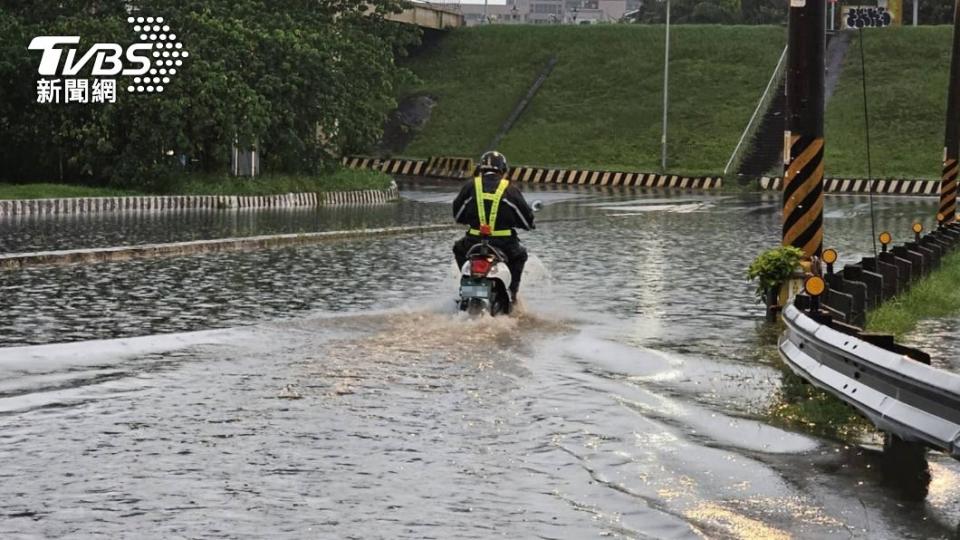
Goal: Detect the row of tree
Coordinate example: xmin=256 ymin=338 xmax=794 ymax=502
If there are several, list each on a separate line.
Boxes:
xmin=0 ymin=0 xmax=419 ymax=189
xmin=633 ymin=0 xmax=958 ymax=25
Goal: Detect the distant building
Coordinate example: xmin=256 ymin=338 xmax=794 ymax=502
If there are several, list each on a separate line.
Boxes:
xmin=452 ymin=0 xmax=626 ymax=25
xmin=565 ymin=0 xmax=628 ymax=23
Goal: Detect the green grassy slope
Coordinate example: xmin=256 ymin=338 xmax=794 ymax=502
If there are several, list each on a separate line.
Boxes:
xmin=824 ymin=27 xmax=950 ymax=180
xmin=402 ymin=25 xmax=786 ymax=174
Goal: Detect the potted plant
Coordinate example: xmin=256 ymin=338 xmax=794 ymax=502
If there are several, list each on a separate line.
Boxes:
xmin=747 ymin=246 xmax=805 ymax=320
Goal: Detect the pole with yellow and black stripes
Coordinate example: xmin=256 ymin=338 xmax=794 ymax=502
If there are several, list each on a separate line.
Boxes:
xmin=783 ymin=0 xmax=826 ymax=260
xmin=940 ymin=0 xmax=960 ymax=226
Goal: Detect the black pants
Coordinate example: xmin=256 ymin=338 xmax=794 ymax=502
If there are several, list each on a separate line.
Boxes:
xmin=453 ymin=235 xmax=528 ymax=295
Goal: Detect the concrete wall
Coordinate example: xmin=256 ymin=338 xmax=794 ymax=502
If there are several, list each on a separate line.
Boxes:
xmin=386 ymin=3 xmax=465 ymax=29
xmin=0 ymin=185 xmax=400 ymax=218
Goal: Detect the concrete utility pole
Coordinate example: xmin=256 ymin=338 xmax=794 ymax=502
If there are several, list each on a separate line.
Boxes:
xmin=783 ymin=0 xmax=826 ymax=259
xmin=660 ymin=0 xmax=671 ymax=171
xmin=914 ymin=0 xmax=919 ymax=25
xmin=940 ymin=0 xmax=960 ymax=224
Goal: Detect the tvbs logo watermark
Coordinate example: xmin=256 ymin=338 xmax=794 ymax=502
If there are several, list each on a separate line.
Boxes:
xmin=28 ymin=16 xmax=189 ymax=104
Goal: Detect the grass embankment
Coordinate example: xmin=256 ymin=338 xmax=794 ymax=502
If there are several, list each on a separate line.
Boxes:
xmin=0 ymin=184 xmax=137 ymax=199
xmin=0 ymin=168 xmax=392 ymax=200
xmin=402 ymin=25 xmax=786 ymax=175
xmin=867 ymin=250 xmax=960 ymax=337
xmin=824 ymin=27 xmax=950 ymax=179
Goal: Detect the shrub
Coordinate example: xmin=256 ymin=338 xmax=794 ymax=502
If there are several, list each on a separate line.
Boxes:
xmin=747 ymin=246 xmax=804 ymax=303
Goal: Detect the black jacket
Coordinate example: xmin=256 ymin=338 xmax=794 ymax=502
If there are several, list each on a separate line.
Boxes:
xmin=453 ymin=172 xmax=535 ymax=236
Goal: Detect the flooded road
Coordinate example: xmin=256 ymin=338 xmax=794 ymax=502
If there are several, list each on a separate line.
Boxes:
xmin=1 ymin=187 xmax=958 ymax=538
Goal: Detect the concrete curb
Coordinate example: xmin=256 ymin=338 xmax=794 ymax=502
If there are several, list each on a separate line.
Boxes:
xmin=0 ymin=223 xmax=457 ymax=271
xmin=759 ymin=176 xmax=940 ymax=196
xmin=343 ymin=155 xmax=723 ymax=190
xmin=0 ymin=185 xmax=400 ymax=218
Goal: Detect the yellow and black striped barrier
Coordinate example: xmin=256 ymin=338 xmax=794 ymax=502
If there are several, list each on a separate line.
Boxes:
xmin=759 ymin=176 xmax=942 ymax=196
xmin=505 ymin=166 xmax=721 ymax=189
xmin=341 ymin=156 xmax=475 ymax=179
xmin=341 ymin=156 xmax=428 ymax=176
xmin=940 ymin=157 xmax=958 ymax=223
xmin=782 ymin=135 xmax=825 ymax=258
xmin=342 ymin=156 xmax=722 ymax=190
xmin=423 ymin=156 xmax=474 ymax=179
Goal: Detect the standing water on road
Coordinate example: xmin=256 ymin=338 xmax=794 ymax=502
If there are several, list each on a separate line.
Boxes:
xmin=1 ymin=186 xmax=958 ymax=538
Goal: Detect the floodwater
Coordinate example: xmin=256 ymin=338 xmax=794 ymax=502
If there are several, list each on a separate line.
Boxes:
xmin=0 ymin=200 xmax=449 ymax=253
xmin=1 ymin=186 xmax=958 ymax=539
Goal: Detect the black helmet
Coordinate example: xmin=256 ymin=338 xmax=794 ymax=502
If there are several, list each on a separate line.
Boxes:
xmin=478 ymin=151 xmax=508 ymax=176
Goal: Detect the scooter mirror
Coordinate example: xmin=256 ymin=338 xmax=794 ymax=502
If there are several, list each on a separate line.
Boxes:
xmin=531 ymin=200 xmax=543 ymax=212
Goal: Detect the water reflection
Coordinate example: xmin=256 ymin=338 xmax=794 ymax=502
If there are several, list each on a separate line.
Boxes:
xmin=1 ymin=187 xmax=958 ymax=538
xmin=0 ymin=200 xmax=449 ymax=253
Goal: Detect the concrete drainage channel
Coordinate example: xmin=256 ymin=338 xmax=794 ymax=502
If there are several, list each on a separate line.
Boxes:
xmin=779 ymin=223 xmax=960 ymax=464
xmin=0 ymin=184 xmax=400 ymax=217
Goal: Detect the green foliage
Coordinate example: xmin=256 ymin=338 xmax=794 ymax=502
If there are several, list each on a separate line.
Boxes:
xmin=746 ymin=245 xmax=804 ymax=302
xmin=631 ymin=0 xmax=955 ymax=25
xmin=402 ymin=25 xmax=785 ymax=174
xmin=0 ymin=183 xmax=136 ymax=199
xmin=912 ymin=0 xmax=959 ymax=24
xmin=0 ymin=0 xmax=419 ymax=188
xmin=636 ymin=0 xmax=742 ymax=24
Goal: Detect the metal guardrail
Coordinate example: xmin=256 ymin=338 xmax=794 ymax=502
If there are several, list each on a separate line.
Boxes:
xmin=780 ymin=303 xmax=960 ymax=459
xmin=777 ymin=223 xmax=960 ymax=460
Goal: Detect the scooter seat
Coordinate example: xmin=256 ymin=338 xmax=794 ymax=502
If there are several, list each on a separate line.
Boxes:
xmin=465 ymin=243 xmax=509 ymax=264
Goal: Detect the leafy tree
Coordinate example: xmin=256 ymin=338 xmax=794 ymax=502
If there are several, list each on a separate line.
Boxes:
xmin=635 ymin=0 xmax=740 ymax=24
xmin=0 ymin=0 xmax=419 ymax=188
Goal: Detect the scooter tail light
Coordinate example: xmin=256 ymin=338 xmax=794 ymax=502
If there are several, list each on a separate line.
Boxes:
xmin=470 ymin=258 xmax=492 ymax=275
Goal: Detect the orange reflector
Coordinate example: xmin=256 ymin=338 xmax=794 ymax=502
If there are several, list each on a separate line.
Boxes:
xmin=804 ymin=276 xmax=826 ymax=297
xmin=879 ymin=231 xmax=892 ymax=245
xmin=937 ymin=213 xmax=945 ymax=223
xmin=912 ymin=222 xmax=923 ymax=234
xmin=822 ymin=248 xmax=838 ymax=265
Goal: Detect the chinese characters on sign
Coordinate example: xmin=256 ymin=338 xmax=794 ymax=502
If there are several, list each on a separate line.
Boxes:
xmin=37 ymin=79 xmax=117 ymax=104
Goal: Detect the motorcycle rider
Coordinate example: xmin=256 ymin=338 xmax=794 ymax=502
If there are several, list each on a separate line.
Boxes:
xmin=453 ymin=150 xmax=535 ymax=298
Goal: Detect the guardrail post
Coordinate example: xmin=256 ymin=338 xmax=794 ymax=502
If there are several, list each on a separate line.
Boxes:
xmin=862 ymin=256 xmax=899 ymax=300
xmin=883 ymin=433 xmax=930 ymax=499
xmin=842 ymin=266 xmax=882 ymax=310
